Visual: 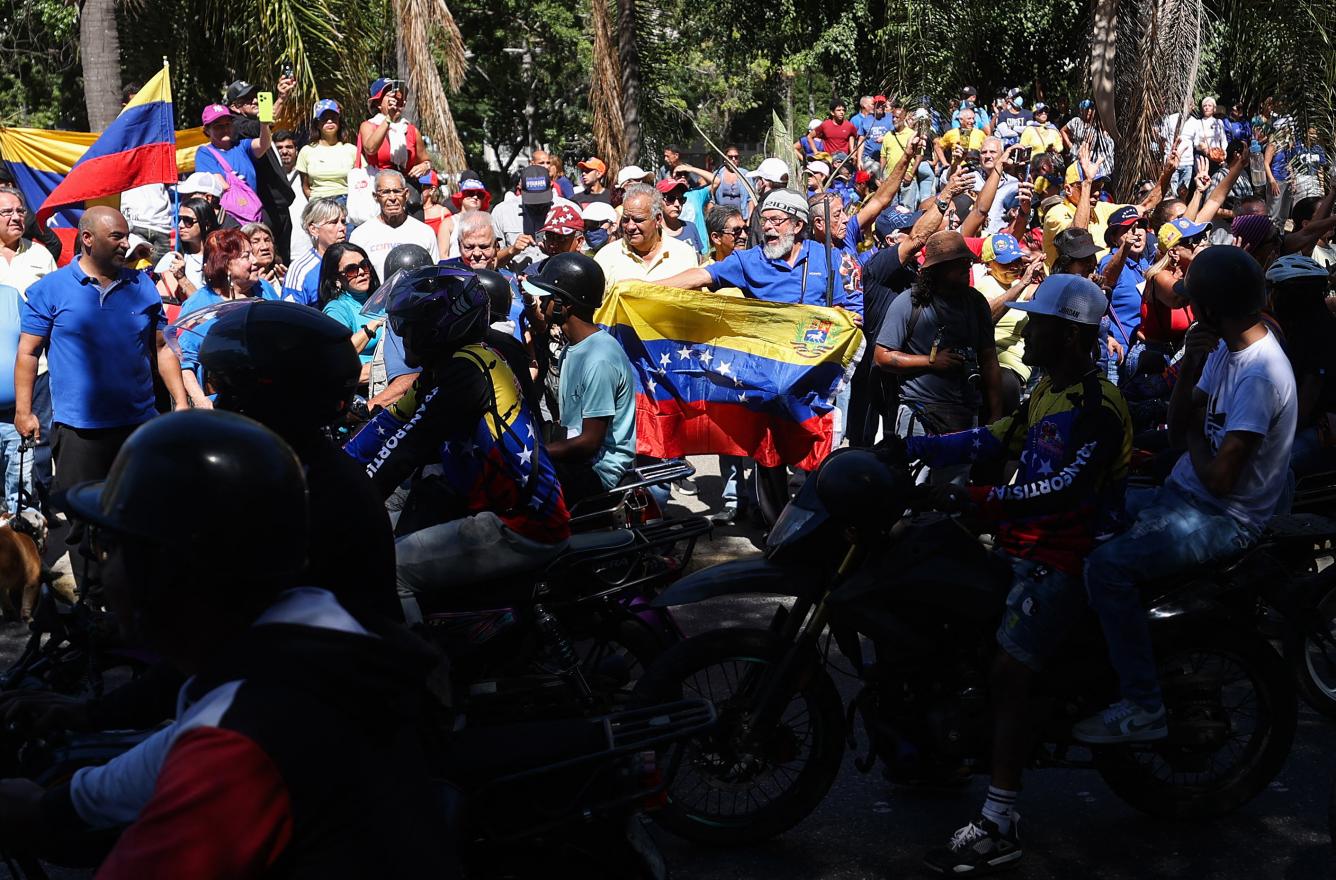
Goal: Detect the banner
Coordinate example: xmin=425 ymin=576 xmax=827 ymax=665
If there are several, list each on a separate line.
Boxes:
xmin=595 ymin=281 xmax=862 ymax=470
xmin=0 ymin=65 xmax=206 ymax=228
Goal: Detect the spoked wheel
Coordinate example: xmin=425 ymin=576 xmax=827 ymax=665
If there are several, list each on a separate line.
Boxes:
xmin=1095 ymin=623 xmax=1296 ymax=818
xmin=632 ymin=628 xmax=845 ymax=845
xmin=1284 ymin=579 xmax=1336 ymax=719
xmin=575 ymin=617 xmax=666 ymax=699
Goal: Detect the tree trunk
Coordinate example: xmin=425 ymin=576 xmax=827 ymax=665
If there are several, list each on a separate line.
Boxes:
xmin=590 ymin=0 xmax=626 ymax=173
xmin=79 ymin=0 xmax=123 ymax=130
xmin=616 ymin=0 xmax=641 ymax=165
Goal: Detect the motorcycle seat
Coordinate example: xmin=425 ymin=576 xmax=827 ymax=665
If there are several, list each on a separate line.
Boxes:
xmin=1264 ymin=513 xmax=1336 ymax=548
xmin=552 ymin=529 xmax=637 ymax=563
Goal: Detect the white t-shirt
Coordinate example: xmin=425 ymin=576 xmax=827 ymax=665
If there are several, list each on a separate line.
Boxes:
xmin=348 ymin=214 xmax=440 ymax=281
xmin=120 ymin=184 xmax=173 ymax=234
xmin=0 ymin=238 xmax=57 ymax=297
xmin=1167 ymin=328 xmax=1297 ymax=531
xmin=1160 ymin=114 xmax=1196 ymax=167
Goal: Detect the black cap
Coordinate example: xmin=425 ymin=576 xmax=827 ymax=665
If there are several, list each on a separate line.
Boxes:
xmin=1055 ymin=228 xmax=1099 ymax=260
xmin=961 ymin=85 xmax=978 ymax=98
xmin=225 ymin=80 xmax=258 ymax=105
xmin=520 ymin=165 xmax=553 ymax=205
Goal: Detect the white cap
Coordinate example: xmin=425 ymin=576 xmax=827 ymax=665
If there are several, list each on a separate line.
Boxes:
xmin=126 ymin=233 xmax=151 ymax=256
xmin=808 ymin=118 xmax=823 ymax=131
xmin=615 ymin=165 xmax=652 ymax=187
xmin=1007 ymin=274 xmax=1107 ymax=326
xmin=760 ymin=189 xmax=809 ymax=225
xmin=748 ymin=158 xmax=791 ymax=185
xmin=179 ymin=171 xmax=224 ymax=197
xmin=581 ymin=201 xmax=618 ymax=224
xmin=806 ymin=160 xmax=831 ymax=177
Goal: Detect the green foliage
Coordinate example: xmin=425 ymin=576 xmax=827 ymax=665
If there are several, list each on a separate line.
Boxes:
xmin=0 ymin=0 xmax=83 ymax=127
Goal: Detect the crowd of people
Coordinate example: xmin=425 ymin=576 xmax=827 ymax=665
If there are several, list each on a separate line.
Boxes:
xmin=0 ymin=73 xmax=1330 ymax=875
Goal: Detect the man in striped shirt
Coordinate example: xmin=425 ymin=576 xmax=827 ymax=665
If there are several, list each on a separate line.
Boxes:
xmin=282 ymin=197 xmax=346 ymax=305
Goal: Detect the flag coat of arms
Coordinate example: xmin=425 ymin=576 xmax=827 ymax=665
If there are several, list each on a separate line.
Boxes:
xmin=595 ymin=281 xmax=863 ymax=470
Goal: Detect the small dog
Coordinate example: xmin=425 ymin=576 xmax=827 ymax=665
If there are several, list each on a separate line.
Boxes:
xmin=0 ymin=509 xmax=68 ymax=621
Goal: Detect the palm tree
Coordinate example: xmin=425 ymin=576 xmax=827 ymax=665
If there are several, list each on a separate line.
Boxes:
xmin=590 ymin=0 xmax=626 ymax=172
xmin=393 ymin=0 xmax=468 ymax=174
xmin=616 ymin=0 xmax=642 ymax=164
xmin=80 ymin=0 xmax=123 ymax=129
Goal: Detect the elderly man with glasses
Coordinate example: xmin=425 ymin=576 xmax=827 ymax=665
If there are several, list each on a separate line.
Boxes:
xmin=349 ymin=169 xmax=440 ymax=280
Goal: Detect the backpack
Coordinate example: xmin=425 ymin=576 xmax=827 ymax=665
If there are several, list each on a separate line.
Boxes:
xmin=203 ymin=146 xmax=263 ymax=222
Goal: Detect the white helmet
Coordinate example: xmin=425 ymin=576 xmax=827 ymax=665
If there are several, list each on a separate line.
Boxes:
xmin=1265 ymin=253 xmax=1329 ymax=284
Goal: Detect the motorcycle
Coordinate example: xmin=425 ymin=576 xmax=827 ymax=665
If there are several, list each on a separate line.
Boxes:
xmin=633 ymin=442 xmax=1299 ymax=845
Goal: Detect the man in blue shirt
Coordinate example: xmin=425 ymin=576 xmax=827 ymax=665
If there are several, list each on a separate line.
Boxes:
xmin=861 ymin=96 xmax=896 ymax=171
xmin=193 ymin=104 xmax=272 ymax=200
xmin=1098 ymin=207 xmax=1152 ymax=380
xmin=15 ymin=207 xmax=187 ymax=586
xmin=658 ymin=189 xmax=863 ymax=317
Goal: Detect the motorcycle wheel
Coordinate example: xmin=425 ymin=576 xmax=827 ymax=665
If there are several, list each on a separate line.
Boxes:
xmin=1094 ymin=622 xmax=1296 ymax=819
xmin=1284 ymin=579 xmax=1336 ymax=719
xmin=578 ymin=616 xmax=667 ymax=697
xmin=632 ymin=628 xmax=845 ymax=845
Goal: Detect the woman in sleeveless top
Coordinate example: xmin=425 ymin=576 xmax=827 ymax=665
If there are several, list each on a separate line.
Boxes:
xmin=712 ymin=145 xmax=746 ymax=213
xmin=359 ymin=78 xmax=432 ymax=208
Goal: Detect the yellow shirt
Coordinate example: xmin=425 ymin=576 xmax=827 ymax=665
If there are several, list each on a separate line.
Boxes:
xmin=975 ymin=272 xmax=1032 ymax=382
xmin=937 ymin=128 xmax=986 ymax=154
xmin=1019 ymin=125 xmax=1062 ymax=154
xmin=1041 ymin=199 xmax=1127 ymax=269
xmin=880 ymin=127 xmax=918 ymax=172
xmin=593 ymin=233 xmax=700 ymax=290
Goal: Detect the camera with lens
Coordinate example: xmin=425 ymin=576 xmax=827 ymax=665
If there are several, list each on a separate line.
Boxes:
xmin=958 ymin=346 xmax=981 ymax=389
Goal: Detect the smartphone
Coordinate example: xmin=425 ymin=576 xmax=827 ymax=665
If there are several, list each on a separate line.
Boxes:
xmin=1014 ymin=146 xmax=1032 ymax=164
xmin=280 ymin=61 xmax=294 ymax=79
xmin=257 ymin=92 xmax=274 ymax=124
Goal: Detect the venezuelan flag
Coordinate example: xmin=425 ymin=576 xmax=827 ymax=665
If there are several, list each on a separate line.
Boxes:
xmin=0 ymin=64 xmax=207 ymax=228
xmin=595 ymin=281 xmax=863 ymax=470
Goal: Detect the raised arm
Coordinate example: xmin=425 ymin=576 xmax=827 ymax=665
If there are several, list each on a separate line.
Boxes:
xmin=1071 ymin=141 xmax=1099 ymax=231
xmin=855 ymin=136 xmax=923 ymax=232
xmin=1194 ymin=149 xmax=1249 ymax=226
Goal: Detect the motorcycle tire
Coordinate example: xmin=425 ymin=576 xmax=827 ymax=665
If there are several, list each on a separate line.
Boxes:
xmin=1283 ymin=578 xmax=1336 ymax=720
xmin=579 ymin=616 xmax=668 ymax=696
xmin=1094 ymin=621 xmax=1296 ymax=819
xmin=632 ymin=627 xmax=845 ymax=845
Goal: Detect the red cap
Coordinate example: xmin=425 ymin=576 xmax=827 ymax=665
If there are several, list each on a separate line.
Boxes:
xmin=577 ymin=157 xmax=607 ymax=174
xmin=873 ymin=94 xmax=888 ymax=104
xmin=540 ymin=203 xmax=584 ymax=235
xmin=655 ymin=177 xmax=688 ymax=194
xmin=855 ymin=170 xmax=873 ymax=185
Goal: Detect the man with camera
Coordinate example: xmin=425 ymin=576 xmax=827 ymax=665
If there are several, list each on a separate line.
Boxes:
xmin=874 ymin=229 xmax=1003 ymax=484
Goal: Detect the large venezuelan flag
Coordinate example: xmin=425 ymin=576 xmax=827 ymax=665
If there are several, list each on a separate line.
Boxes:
xmin=596 ymin=281 xmax=863 ymax=470
xmin=0 ymin=64 xmax=206 ymax=228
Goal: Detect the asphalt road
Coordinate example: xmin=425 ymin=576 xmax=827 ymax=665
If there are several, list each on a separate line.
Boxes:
xmin=0 ymin=457 xmax=1332 ymax=879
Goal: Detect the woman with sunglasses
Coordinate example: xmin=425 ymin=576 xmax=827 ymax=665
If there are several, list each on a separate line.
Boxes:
xmin=157 ymin=197 xmax=220 ymax=304
xmin=711 ymin=146 xmax=748 ymax=214
xmin=317 ymin=242 xmax=385 ymax=383
xmin=171 ymin=229 xmax=281 ymax=407
xmin=1142 ymin=217 xmax=1210 ymax=353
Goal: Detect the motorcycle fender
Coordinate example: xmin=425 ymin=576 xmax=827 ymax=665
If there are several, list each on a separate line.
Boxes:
xmin=1146 ymin=582 xmax=1238 ymax=626
xmin=650 ymin=558 xmax=817 ymax=609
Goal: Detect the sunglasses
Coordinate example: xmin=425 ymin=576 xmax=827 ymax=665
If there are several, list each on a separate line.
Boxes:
xmin=723 ymin=226 xmax=747 ymax=238
xmin=662 ymin=192 xmax=684 ymax=204
xmin=179 ymin=216 xmax=198 ymax=227
xmin=726 ymin=154 xmax=741 ymax=161
xmin=340 ymin=260 xmax=371 ymax=279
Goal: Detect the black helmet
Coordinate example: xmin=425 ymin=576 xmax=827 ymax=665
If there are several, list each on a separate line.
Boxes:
xmin=1179 ymin=245 xmax=1266 ymax=319
xmin=814 ymin=449 xmax=905 ymax=526
xmin=385 ymin=264 xmax=487 ymax=366
xmin=525 ymin=252 xmax=605 ymax=313
xmin=475 ymin=269 xmax=515 ymax=324
xmin=60 ymin=411 xmax=308 ymax=579
xmin=383 ymin=243 xmax=435 ymax=278
xmin=200 ymin=300 xmax=360 ymax=432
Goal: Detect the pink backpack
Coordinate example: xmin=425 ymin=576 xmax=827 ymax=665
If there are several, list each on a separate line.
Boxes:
xmin=203 ymin=146 xmax=263 ymax=222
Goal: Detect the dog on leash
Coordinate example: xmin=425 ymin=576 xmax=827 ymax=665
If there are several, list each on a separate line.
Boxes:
xmin=0 ymin=509 xmax=69 ymax=621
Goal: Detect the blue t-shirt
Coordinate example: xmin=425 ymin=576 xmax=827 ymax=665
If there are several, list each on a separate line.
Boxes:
xmin=705 ymin=240 xmax=863 ymax=316
xmin=22 ymin=263 xmax=165 ymax=429
xmin=1098 ymin=253 xmax=1149 ymax=346
xmin=194 ymin=140 xmax=259 ymax=193
xmin=863 ymin=114 xmax=895 ymax=158
xmin=323 ymin=292 xmax=381 ymax=364
xmin=175 ymin=282 xmax=281 ymax=373
xmin=681 ymin=188 xmax=713 ymax=254
xmin=670 ymin=221 xmax=705 ymax=255
xmin=0 ymin=286 xmax=20 ymax=410
xmin=559 ymin=330 xmax=636 ymax=490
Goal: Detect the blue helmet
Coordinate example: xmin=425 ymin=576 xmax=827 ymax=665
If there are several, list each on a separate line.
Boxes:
xmin=384 ymin=265 xmax=488 ymax=366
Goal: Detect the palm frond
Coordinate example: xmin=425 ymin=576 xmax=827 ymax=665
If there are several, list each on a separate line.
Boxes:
xmin=395 ymin=0 xmax=466 ymax=173
xmin=590 ymin=0 xmax=627 ymax=172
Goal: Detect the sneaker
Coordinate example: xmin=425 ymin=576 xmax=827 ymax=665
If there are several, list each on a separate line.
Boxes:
xmin=675 ymin=477 xmax=698 ymax=496
xmin=1072 ymin=699 xmax=1168 ymax=744
xmin=709 ymin=507 xmax=737 ymax=526
xmin=924 ymin=816 xmax=1022 ymax=875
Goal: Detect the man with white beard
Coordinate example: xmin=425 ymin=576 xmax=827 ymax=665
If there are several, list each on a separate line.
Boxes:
xmin=658 ymin=190 xmax=861 ymax=318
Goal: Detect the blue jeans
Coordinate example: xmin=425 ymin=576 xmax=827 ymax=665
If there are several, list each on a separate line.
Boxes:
xmin=0 ymin=422 xmax=31 ymax=515
xmin=1084 ymin=484 xmax=1256 ymax=711
xmin=719 ymin=455 xmax=754 ymax=513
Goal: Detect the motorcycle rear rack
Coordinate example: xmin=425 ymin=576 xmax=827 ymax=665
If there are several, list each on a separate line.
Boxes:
xmin=543 ymin=516 xmax=714 ymax=604
xmin=568 ymin=460 xmax=697 ymax=529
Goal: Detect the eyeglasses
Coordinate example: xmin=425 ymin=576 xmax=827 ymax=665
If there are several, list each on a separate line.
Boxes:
xmin=723 ymin=225 xmax=748 ymax=238
xmin=760 ymin=214 xmax=793 ymax=228
xmin=340 ymin=260 xmax=371 ymax=279
xmin=725 ymin=154 xmax=741 ymax=162
xmin=375 ymin=188 xmax=408 ymax=197
xmin=179 ymin=216 xmax=198 ymax=227
xmin=0 ymin=207 xmax=27 ymax=219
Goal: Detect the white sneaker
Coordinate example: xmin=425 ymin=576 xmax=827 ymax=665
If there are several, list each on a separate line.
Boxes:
xmin=1072 ymin=699 xmax=1168 ymax=744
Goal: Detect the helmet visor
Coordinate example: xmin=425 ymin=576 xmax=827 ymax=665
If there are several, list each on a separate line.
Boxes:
xmin=164 ymin=300 xmax=256 ymax=358
xmin=369 ymin=265 xmax=479 ymax=335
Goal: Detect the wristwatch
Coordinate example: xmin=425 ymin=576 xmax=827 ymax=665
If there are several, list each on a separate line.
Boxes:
xmin=935 ymin=198 xmax=950 ymax=213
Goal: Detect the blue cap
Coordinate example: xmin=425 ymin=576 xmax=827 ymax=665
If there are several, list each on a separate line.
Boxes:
xmin=1078 ymin=99 xmax=1094 ymax=110
xmin=369 ymin=78 xmax=396 ymax=103
xmin=982 ymin=233 xmax=1023 ymax=264
xmin=312 ymin=98 xmax=341 ymax=119
xmin=874 ymin=207 xmax=922 ymax=238
xmin=1008 ymin=275 xmax=1107 ymax=325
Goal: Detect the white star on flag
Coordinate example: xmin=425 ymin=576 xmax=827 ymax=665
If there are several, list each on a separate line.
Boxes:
xmin=526 ymin=422 xmax=534 ymax=439
xmin=518 ymin=447 xmax=533 ymax=467
xmin=734 ymin=376 xmax=743 ymax=387
xmin=1036 ymin=458 xmax=1055 ymax=476
xmin=375 ymin=424 xmax=386 ymax=435
xmin=659 ymin=352 xmax=671 ymax=368
xmin=677 ymin=346 xmax=693 ymax=360
xmin=646 ymin=378 xmax=657 ymax=394
xmin=737 ymin=392 xmax=746 ymax=402
xmin=717 ymin=361 xmax=732 ymax=376
xmin=699 ymin=350 xmax=713 ymax=366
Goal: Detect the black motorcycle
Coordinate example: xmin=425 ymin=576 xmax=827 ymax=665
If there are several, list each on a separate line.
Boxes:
xmin=633 ymin=443 xmax=1299 ymax=845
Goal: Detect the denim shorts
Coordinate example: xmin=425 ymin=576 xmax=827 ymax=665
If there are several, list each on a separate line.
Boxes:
xmin=995 ymin=555 xmax=1087 ymax=672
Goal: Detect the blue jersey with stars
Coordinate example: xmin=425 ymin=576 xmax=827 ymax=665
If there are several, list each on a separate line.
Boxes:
xmin=344 ymin=342 xmax=569 ymax=544
xmin=907 ymin=374 xmax=1131 ymax=574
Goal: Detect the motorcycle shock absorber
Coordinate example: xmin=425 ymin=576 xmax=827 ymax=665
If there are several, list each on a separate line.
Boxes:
xmin=534 ymin=604 xmax=594 ymax=703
